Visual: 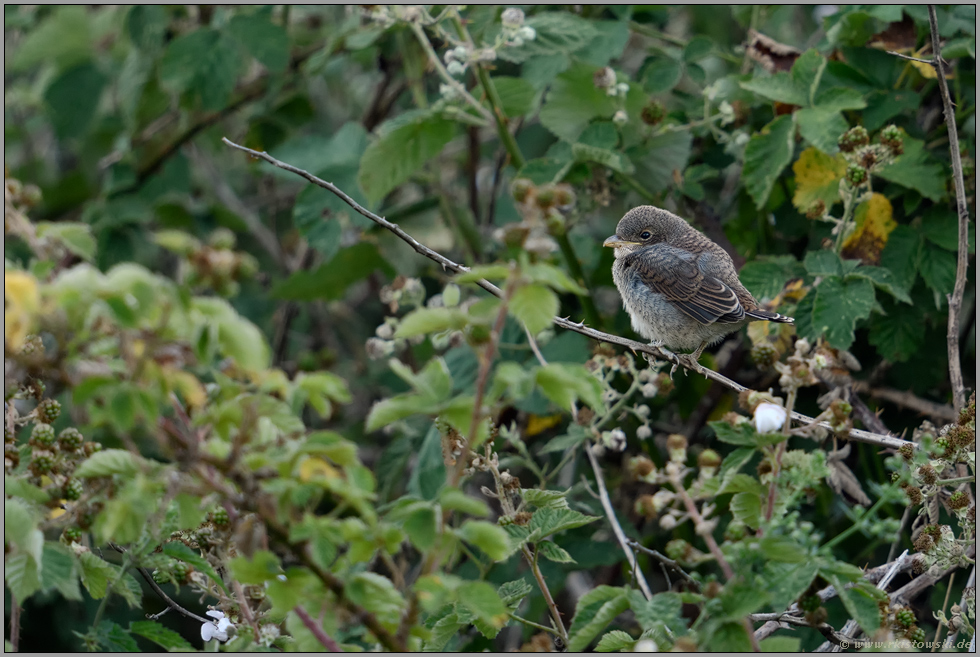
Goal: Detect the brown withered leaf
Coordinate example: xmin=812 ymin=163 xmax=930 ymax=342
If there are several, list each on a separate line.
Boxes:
xmin=746 ymin=29 xmax=801 ymax=73
xmin=827 ymin=443 xmax=872 ymax=506
xmin=869 ymin=13 xmax=917 ymax=52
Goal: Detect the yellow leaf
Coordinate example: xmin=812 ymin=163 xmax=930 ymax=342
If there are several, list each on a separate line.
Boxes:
xmin=792 ymin=147 xmax=846 ymax=213
xmin=526 ymin=414 xmax=563 ymax=437
xmin=165 ymin=368 xmax=208 ymax=410
xmin=4 ymin=270 xmax=39 ymax=351
xmin=49 ymin=501 xmax=68 ymax=520
xmin=298 ymin=456 xmax=340 ymax=483
xmin=842 ymin=193 xmax=897 ymax=265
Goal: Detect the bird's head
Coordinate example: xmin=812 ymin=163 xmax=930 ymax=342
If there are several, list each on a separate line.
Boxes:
xmin=603 ymin=206 xmax=687 ymax=257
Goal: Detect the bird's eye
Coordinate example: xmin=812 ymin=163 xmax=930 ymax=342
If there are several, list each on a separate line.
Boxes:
xmin=640 ymin=231 xmax=652 ymax=240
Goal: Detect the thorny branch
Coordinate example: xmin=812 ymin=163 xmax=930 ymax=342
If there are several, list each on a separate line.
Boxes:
xmin=927 ymin=4 xmax=972 ymax=414
xmin=220 ymin=138 xmax=917 ymax=454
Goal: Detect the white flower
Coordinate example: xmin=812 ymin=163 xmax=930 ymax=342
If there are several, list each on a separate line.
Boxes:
xmin=613 ymin=110 xmax=629 ymax=126
xmin=634 ymin=638 xmax=659 ymax=652
xmin=447 ymin=61 xmax=466 ymax=76
xmin=659 ymin=515 xmax=677 ymax=530
xmin=501 ymin=7 xmax=525 ymax=27
xmin=518 ymin=25 xmax=536 ymax=41
xmin=753 ymin=402 xmax=787 ymax=434
xmin=641 ymin=382 xmax=658 ymax=398
xmin=201 ymin=610 xmax=233 ymax=643
xmin=637 ymin=425 xmax=652 ymax=440
xmin=605 ymin=429 xmax=627 ymax=452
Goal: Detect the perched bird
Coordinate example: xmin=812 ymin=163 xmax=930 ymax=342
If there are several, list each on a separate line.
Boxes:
xmin=604 ymin=206 xmax=793 ymax=369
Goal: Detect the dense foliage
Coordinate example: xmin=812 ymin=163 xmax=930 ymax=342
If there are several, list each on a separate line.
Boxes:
xmin=4 ymin=4 xmax=976 ymax=653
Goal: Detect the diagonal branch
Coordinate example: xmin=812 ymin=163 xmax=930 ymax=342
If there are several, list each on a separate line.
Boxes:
xmin=220 ymin=138 xmax=916 ymax=453
xmin=927 ymin=5 xmax=972 ymax=413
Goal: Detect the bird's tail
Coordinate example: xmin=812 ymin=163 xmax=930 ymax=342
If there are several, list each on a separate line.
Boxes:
xmin=746 ymin=309 xmax=794 ymax=324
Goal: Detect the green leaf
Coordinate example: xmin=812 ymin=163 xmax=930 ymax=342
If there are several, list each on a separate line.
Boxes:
xmin=456 ymin=580 xmax=509 ymax=629
xmin=921 ymin=208 xmax=976 ymax=254
xmin=868 ymin=297 xmax=925 ymax=362
xmin=540 ymin=63 xmax=620 ymax=142
xmin=10 ymin=6 xmax=92 ymax=72
xmin=456 ymin=520 xmax=513 ymax=562
xmin=918 ymin=241 xmax=957 ymax=306
xmin=537 ymin=541 xmax=576 ymax=563
xmin=228 ymin=550 xmax=281 ymax=585
xmin=191 ymin=297 xmax=271 ymax=371
xmin=509 ymin=284 xmax=559 ymax=335
xmin=498 ymin=12 xmax=599 ymax=63
xmin=791 ymin=49 xmax=827 ymax=105
xmin=529 ymin=507 xmax=599 ymax=540
xmin=346 ymin=572 xmax=406 ymax=629
xmin=358 ymin=114 xmax=456 ymax=203
xmin=79 ymin=552 xmax=117 ymax=599
xmin=527 ymin=262 xmax=588 ymax=295
xmin=879 ymin=225 xmax=921 ymax=291
xmin=813 ymin=87 xmax=867 ymax=112
xmin=811 ymin=275 xmax=876 ymax=348
xmin=628 ymin=131 xmax=693 ymax=195
xmin=535 ymin=363 xmax=605 ymax=412
xmin=94 ymin=621 xmax=139 ymax=652
xmin=567 ymin=586 xmax=630 ymax=652
xmin=164 ymin=542 xmax=230 ymax=594
xmin=796 ymin=107 xmax=848 ymax=154
xmin=743 ymin=116 xmax=795 ymax=209
xmin=366 ymin=393 xmax=439 ymax=432
xmin=761 ymin=636 xmax=802 ymax=652
xmin=498 ymin=579 xmax=534 ymax=607
xmin=731 ymin=492 xmax=762 ymax=529
xmin=877 ymin=132 xmax=946 ymax=202
xmin=683 ymin=35 xmax=714 ymax=62
xmin=272 ymin=242 xmax=393 ymax=302
xmin=126 ymin=6 xmax=168 ymax=52
xmin=718 ymin=473 xmax=766 ymax=496
xmin=642 ymin=55 xmax=683 ymax=94
xmin=44 ymin=62 xmax=106 ymax=139
xmin=738 ymin=257 xmax=804 ymax=300
xmin=596 ymin=630 xmax=635 ymax=652
xmin=5 ymin=476 xmax=49 ymax=503
xmin=424 ymin=611 xmax=465 ymax=651
xmin=832 ymin=577 xmax=882 ymax=635
xmin=764 ymin=561 xmax=819 ymax=611
xmin=709 ymin=421 xmax=757 ymax=447
xmin=226 ymin=13 xmax=290 ymax=73
xmin=759 ymin=535 xmax=808 ymax=562
xmin=851 ymin=266 xmax=911 ymax=304
xmin=4 ymin=553 xmax=41 ymax=602
xmin=40 ymin=541 xmax=81 ymax=601
xmin=395 ymin=307 xmax=470 ymax=338
xmin=73 ymin=449 xmax=139 ymax=478
xmin=804 ymin=249 xmax=843 ymax=277
xmin=158 ymin=29 xmax=243 ymax=110
xmin=522 ymin=488 xmax=570 ymax=510
xmin=490 ymin=76 xmax=537 ymax=116
xmin=129 ymin=621 xmax=194 ymax=652
xmin=404 ymin=506 xmax=438 ymax=551
xmin=436 ymin=489 xmax=488 ymax=518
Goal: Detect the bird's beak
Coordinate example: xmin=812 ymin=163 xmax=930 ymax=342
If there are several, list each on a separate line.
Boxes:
xmin=603 ymin=235 xmax=636 ymax=248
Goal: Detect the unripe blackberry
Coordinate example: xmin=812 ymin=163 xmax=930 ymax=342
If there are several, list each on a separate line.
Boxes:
xmin=534 ymin=187 xmax=555 ymax=209
xmin=212 ymin=507 xmax=230 ymax=527
xmin=665 ymin=539 xmax=690 ymax=562
xmin=751 ymin=343 xmax=779 ymax=367
xmin=36 ymin=399 xmax=61 ymax=423
xmin=949 ymin=491 xmax=970 ymax=510
xmin=30 ymin=452 xmax=54 ymax=475
xmin=697 ymin=449 xmax=721 ymax=470
xmin=799 ymin=594 xmax=822 ymax=612
xmin=859 ymin=150 xmax=878 ymax=169
xmin=894 ymin=608 xmax=915 ymax=627
xmin=83 ymin=442 xmax=103 ymax=457
xmin=63 ymin=478 xmax=83 ymax=501
xmin=846 ymin=165 xmax=868 ymax=186
xmin=171 ymin=561 xmax=189 ymax=582
xmin=899 ymin=443 xmax=914 ymax=462
xmin=805 ymin=200 xmax=826 ymax=220
xmin=641 ymin=101 xmax=666 ymax=126
xmin=838 ymin=126 xmax=869 ymax=153
xmin=58 ymin=427 xmax=83 ymax=451
xmin=31 ymin=423 xmax=56 ymax=447
xmin=878 ymin=125 xmax=903 ymax=156
xmin=63 ymin=527 xmax=82 ymax=544
xmin=511 ymin=178 xmax=534 ymax=203
xmin=907 ymin=627 xmax=925 ymax=643
xmin=152 ymin=568 xmax=169 ymax=584
xmin=19 ymin=335 xmax=43 ymax=356
xmin=917 ymin=464 xmax=937 ymax=485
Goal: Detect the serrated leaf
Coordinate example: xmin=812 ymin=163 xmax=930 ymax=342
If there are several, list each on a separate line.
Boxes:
xmin=158 ymin=29 xmax=243 ymax=110
xmin=423 ymin=611 xmax=464 ymax=651
xmin=792 ymin=147 xmax=847 ymax=212
xmin=877 ymin=131 xmax=946 ymax=201
xmin=628 ymin=131 xmax=693 ymax=195
xmin=366 ymin=393 xmax=438 ymax=432
xmin=642 ymin=55 xmax=683 ymax=93
xmin=796 ymin=107 xmax=848 ymax=154
xmin=718 ymin=473 xmax=766 ymax=496
xmin=79 ymin=552 xmax=117 ymax=599
xmin=731 ymin=492 xmax=762 ymax=529
xmin=358 ymin=114 xmax=456 ymax=203
xmin=804 ymin=249 xmax=843 ymax=277
xmin=540 ymin=63 xmax=620 ymax=141
xmin=567 ymin=586 xmax=630 ymax=652
xmin=438 ymin=488 xmax=491 ymax=517
xmin=404 ymin=506 xmax=438 ymax=551
xmin=868 ymin=298 xmax=924 ymax=362
xmin=879 ymin=225 xmax=921 ymax=291
xmin=759 ymin=535 xmax=808 ymax=562
xmin=271 ymin=242 xmax=393 ymax=302
xmin=596 ymin=629 xmax=635 ymax=652
xmin=40 ymin=542 xmax=81 ymax=601
xmin=852 ymin=266 xmax=911 ymax=304
xmin=4 ymin=553 xmax=41 ymax=602
xmin=918 ymin=241 xmax=957 ymax=304
xmin=226 ymin=13 xmax=289 ymax=73
xmin=489 ymin=76 xmax=537 ymax=116
xmin=537 ymin=541 xmax=576 ymax=563
xmin=535 ymin=363 xmax=605 ymax=412
xmin=763 ymin=560 xmax=819 ymax=612
xmin=791 ymin=49 xmax=827 ymax=105
xmin=163 ymin=542 xmax=230 ymax=594
xmin=743 ymin=116 xmax=795 ymax=209
xmin=129 ymin=620 xmax=194 ymax=652
xmin=571 ymin=142 xmax=635 ymax=174
xmin=831 ymin=577 xmax=882 ymax=635
xmin=811 ymin=275 xmax=876 ymax=348
xmin=528 ymin=507 xmax=599 ymax=539
xmin=456 ymin=581 xmax=509 ymax=631
xmin=35 ymin=222 xmax=96 ymax=261
xmin=94 ymin=620 xmax=139 ymax=652
xmin=498 ymin=579 xmax=534 ymax=607
xmin=709 ymin=421 xmax=757 ymax=446
xmin=739 ymin=72 xmax=806 ymax=106
xmin=813 ymin=87 xmax=867 ymax=111
xmin=522 ymin=488 xmax=570 ymax=510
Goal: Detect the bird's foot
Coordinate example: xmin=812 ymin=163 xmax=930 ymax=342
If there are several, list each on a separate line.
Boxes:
xmin=674 ymin=353 xmax=704 ymax=378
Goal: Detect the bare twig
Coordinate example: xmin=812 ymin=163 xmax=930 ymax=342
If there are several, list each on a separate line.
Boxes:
xmin=626 ymin=539 xmax=700 ymax=589
xmin=408 ymin=22 xmax=494 ymax=124
xmin=586 ymin=448 xmax=654 ymax=600
xmin=928 ymin=4 xmax=972 ymax=414
xmin=294 ymin=605 xmax=342 ymax=652
xmin=851 ymin=383 xmax=959 ymax=423
xmin=9 ymin=592 xmax=20 ymax=652
xmin=886 ymin=50 xmax=935 ymax=64
xmin=219 ymin=138 xmax=916 ymax=453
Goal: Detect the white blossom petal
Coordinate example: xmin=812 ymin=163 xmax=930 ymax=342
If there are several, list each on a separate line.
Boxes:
xmin=753 ymin=402 xmax=787 ymax=434
xmin=201 ymin=623 xmax=217 ymax=642
xmin=206 ymin=610 xmax=225 ymax=620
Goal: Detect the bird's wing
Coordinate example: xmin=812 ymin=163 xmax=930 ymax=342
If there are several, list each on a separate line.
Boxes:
xmin=627 ymin=246 xmax=745 ymax=325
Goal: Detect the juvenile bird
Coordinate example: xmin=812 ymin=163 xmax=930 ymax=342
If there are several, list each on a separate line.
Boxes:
xmin=604 ymin=206 xmax=793 ymax=370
